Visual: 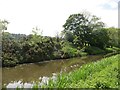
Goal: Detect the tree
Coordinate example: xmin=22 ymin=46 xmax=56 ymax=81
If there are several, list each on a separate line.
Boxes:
xmin=63 ymin=13 xmax=88 ymax=48
xmin=64 ymin=31 xmax=74 ymax=42
xmin=29 ymin=27 xmax=43 ymax=45
xmin=89 ymin=28 xmax=110 ymax=49
xmin=0 ymin=19 xmax=9 ymax=46
xmin=0 ymin=20 xmax=9 ymax=66
xmin=106 ymin=27 xmax=119 ymax=47
xmin=0 ymin=19 xmax=9 ymax=32
xmin=63 ymin=12 xmax=105 ymax=48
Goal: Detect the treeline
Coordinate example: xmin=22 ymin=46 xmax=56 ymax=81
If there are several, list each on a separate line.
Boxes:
xmin=1 ymin=12 xmax=120 ymax=67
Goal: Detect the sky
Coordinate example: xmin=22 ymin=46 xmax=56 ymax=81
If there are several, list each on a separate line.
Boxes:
xmin=0 ymin=0 xmax=119 ymax=36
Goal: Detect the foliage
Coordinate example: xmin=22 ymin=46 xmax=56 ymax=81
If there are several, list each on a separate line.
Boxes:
xmin=0 ymin=19 xmax=9 ymax=31
xmin=89 ymin=28 xmax=110 ymax=49
xmin=1 ymin=12 xmax=120 ymax=67
xmin=2 ymin=32 xmax=78 ymax=66
xmin=2 ymin=32 xmax=56 ymax=66
xmin=62 ymin=46 xmax=77 ymax=58
xmin=2 ymin=33 xmax=22 ymax=66
xmin=63 ymin=12 xmax=105 ymax=48
xmin=64 ymin=31 xmax=74 ymax=43
xmin=61 ymin=42 xmax=78 ymax=58
xmin=84 ymin=46 xmax=105 ymax=55
xmin=106 ymin=27 xmax=119 ymax=47
xmin=78 ymin=51 xmax=88 ymax=57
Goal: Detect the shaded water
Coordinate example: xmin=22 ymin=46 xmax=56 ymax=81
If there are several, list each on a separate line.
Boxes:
xmin=2 ymin=55 xmax=103 ymax=85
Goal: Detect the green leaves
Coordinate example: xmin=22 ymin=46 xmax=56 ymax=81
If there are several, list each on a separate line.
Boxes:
xmin=0 ymin=19 xmax=9 ymax=31
xmin=63 ymin=12 xmax=105 ymax=48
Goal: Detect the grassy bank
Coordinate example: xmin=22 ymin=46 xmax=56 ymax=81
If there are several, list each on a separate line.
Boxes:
xmin=41 ymin=54 xmax=119 ymax=88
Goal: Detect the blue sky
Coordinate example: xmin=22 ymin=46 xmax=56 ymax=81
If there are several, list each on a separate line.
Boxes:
xmin=0 ymin=0 xmax=119 ymax=36
xmin=100 ymin=3 xmax=117 ymax=10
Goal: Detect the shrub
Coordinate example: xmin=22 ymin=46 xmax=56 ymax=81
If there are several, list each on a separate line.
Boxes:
xmin=61 ymin=45 xmax=77 ymax=58
xmin=79 ymin=52 xmax=88 ymax=57
xmin=105 ymin=48 xmax=114 ymax=53
xmin=84 ymin=46 xmax=105 ymax=55
xmin=53 ymin=51 xmax=63 ymax=59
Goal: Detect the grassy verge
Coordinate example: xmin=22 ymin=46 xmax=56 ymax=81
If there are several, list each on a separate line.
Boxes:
xmin=42 ymin=54 xmax=119 ymax=88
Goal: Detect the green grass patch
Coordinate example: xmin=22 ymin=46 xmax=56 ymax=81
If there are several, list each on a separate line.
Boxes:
xmin=43 ymin=54 xmax=119 ymax=88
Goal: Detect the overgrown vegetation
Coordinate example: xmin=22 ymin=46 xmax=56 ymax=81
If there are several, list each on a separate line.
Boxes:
xmin=0 ymin=12 xmax=120 ymax=67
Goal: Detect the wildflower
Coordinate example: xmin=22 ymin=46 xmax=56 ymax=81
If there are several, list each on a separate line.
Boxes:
xmin=7 ymin=83 xmax=17 ymax=88
xmin=39 ymin=77 xmax=42 ymax=80
xmin=41 ymin=76 xmax=49 ymax=85
xmin=51 ymin=73 xmax=57 ymax=82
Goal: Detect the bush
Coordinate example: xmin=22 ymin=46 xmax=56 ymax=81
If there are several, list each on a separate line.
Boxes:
xmin=79 ymin=52 xmax=88 ymax=57
xmin=105 ymin=48 xmax=114 ymax=53
xmin=61 ymin=45 xmax=77 ymax=58
xmin=3 ymin=59 xmax=18 ymax=67
xmin=85 ymin=46 xmax=105 ymax=55
xmin=62 ymin=46 xmax=77 ymax=57
xmin=105 ymin=47 xmax=120 ymax=54
xmin=53 ymin=51 xmax=63 ymax=59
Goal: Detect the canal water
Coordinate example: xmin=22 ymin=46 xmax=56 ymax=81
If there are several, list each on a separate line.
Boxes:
xmin=2 ymin=55 xmax=103 ymax=85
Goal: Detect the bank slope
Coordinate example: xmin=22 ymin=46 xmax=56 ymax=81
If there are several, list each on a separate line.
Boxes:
xmin=44 ymin=54 xmax=119 ymax=88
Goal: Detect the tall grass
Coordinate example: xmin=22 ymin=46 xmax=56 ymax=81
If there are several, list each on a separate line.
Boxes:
xmin=43 ymin=54 xmax=119 ymax=88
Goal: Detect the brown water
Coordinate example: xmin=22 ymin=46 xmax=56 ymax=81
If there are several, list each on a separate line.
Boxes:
xmin=2 ymin=55 xmax=103 ymax=85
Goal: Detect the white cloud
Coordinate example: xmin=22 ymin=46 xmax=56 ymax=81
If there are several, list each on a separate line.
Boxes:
xmin=0 ymin=0 xmax=118 ymax=36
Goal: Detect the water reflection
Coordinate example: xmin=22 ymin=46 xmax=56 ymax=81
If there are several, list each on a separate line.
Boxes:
xmin=2 ymin=55 xmax=103 ymax=85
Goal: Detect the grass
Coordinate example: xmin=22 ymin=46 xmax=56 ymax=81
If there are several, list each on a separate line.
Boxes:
xmin=42 ymin=54 xmax=119 ymax=88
